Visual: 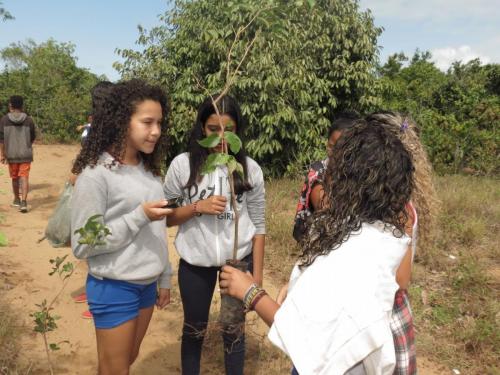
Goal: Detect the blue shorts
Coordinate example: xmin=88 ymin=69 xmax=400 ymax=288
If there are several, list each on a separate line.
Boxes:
xmin=86 ymin=274 xmax=157 ymax=329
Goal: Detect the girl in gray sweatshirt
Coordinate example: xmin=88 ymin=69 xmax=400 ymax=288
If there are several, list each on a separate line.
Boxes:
xmin=71 ymin=79 xmax=172 ymax=375
xmin=164 ymin=95 xmax=265 ymax=375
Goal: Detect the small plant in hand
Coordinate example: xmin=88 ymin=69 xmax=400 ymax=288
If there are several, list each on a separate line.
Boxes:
xmin=31 ymin=215 xmax=110 ymax=375
xmin=73 ymin=214 xmax=112 ymax=247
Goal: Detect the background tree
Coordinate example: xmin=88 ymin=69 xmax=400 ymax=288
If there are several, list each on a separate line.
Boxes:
xmin=115 ymin=0 xmax=383 ymax=175
xmin=0 ymin=39 xmax=104 ymax=142
xmin=377 ymin=52 xmax=499 ymax=175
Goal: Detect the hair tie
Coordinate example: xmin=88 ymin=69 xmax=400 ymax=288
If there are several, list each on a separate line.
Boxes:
xmin=400 ymin=119 xmax=409 ymax=132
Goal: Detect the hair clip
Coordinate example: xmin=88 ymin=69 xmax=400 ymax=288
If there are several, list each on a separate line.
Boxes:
xmin=400 ymin=119 xmax=409 ymax=132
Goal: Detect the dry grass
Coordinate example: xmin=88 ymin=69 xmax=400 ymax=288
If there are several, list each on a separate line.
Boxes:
xmin=264 ymin=175 xmax=500 ymax=374
xmin=0 ymin=289 xmax=25 ymax=374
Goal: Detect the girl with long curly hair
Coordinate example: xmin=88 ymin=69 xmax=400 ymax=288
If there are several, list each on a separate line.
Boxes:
xmin=220 ymin=121 xmax=414 ymax=374
xmin=71 ymin=79 xmax=173 ymax=375
xmin=164 ymin=94 xmax=265 ymax=375
xmin=367 ymin=112 xmax=438 ymax=375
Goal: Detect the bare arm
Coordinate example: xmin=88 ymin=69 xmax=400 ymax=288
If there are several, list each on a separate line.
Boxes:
xmin=310 ymin=183 xmax=326 ymax=211
xmin=396 ymin=246 xmax=412 ymax=290
xmin=396 ymin=204 xmax=417 ymax=289
xmin=166 ymin=196 xmax=227 ymax=227
xmin=252 ymin=294 xmax=280 ymax=327
xmin=252 ymin=234 xmax=265 ymax=286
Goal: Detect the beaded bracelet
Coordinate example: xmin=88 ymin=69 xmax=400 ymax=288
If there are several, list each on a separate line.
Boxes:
xmin=243 ymin=283 xmax=257 ymax=303
xmin=243 ymin=284 xmax=263 ymax=312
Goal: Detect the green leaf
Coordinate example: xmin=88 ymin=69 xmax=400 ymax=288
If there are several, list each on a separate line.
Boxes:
xmin=0 ymin=232 xmax=8 ymax=247
xmin=198 ymin=134 xmax=221 ymax=148
xmin=224 ymin=131 xmax=242 ymax=154
xmin=49 ymin=343 xmax=60 ymax=351
xmin=227 ymin=157 xmax=237 ymax=174
xmin=235 ymin=162 xmax=244 ymax=177
xmin=201 ymin=163 xmax=217 ymax=175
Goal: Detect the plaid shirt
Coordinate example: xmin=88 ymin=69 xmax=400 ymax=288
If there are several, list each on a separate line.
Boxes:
xmin=293 ymin=159 xmax=327 ymax=241
xmin=390 ymin=289 xmax=417 ymax=375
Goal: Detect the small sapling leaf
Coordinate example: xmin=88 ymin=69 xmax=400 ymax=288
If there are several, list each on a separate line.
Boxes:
xmin=224 ymin=131 xmax=242 ymax=154
xmin=198 ymin=134 xmax=221 ymax=148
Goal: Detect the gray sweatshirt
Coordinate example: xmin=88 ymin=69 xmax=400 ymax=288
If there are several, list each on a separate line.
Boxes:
xmin=71 ymin=152 xmax=172 ymax=288
xmin=164 ymin=152 xmax=265 ymax=267
xmin=0 ymin=112 xmax=36 ymax=163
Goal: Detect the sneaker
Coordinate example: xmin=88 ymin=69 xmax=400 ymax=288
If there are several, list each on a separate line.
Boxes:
xmin=81 ymin=310 xmax=93 ymax=319
xmin=73 ymin=293 xmax=87 ymax=303
xmin=19 ymin=200 xmax=28 ymax=213
xmin=11 ymin=198 xmax=21 ymax=207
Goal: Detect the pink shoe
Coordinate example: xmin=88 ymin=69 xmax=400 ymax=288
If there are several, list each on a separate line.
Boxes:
xmin=73 ymin=293 xmax=87 ymax=303
xmin=81 ymin=310 xmax=93 ymax=319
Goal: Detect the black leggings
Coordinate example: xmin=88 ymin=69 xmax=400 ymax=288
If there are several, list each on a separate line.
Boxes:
xmin=178 ymin=254 xmax=253 ymax=375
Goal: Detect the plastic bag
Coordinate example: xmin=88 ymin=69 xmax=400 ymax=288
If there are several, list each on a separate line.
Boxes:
xmin=44 ymin=182 xmax=73 ymax=247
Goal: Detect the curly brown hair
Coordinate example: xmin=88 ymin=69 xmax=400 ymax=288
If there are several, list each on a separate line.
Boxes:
xmin=72 ymin=79 xmax=168 ymax=176
xmin=366 ymin=112 xmax=439 ymax=245
xmin=299 ymin=120 xmax=415 ymax=268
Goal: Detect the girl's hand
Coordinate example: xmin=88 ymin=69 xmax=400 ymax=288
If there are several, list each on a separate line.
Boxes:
xmin=156 ymin=288 xmax=170 ymax=309
xmin=219 ymin=265 xmax=255 ymax=300
xmin=197 ymin=195 xmax=227 ymax=215
xmin=276 ymin=282 xmax=289 ymax=305
xmin=143 ymin=200 xmax=172 ymax=221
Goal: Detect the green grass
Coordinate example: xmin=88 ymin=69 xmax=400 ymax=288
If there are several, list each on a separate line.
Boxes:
xmin=265 ymin=175 xmax=500 ymax=374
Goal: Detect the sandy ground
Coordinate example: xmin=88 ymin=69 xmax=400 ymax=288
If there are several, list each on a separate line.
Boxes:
xmin=0 ymin=145 xmax=445 ymax=375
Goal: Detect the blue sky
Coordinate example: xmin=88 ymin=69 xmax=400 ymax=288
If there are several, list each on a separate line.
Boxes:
xmin=1 ymin=0 xmax=499 ymax=81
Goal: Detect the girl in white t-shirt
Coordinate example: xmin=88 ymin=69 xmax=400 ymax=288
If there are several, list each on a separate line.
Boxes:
xmin=220 ymin=120 xmax=415 ymax=375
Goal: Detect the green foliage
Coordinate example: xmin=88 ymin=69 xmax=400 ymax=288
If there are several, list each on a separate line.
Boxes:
xmin=116 ymin=0 xmax=382 ymax=176
xmin=198 ymin=131 xmax=245 ymax=178
xmin=0 ymin=231 xmax=7 ymax=247
xmin=0 ymin=39 xmax=105 ymax=142
xmin=198 ymin=133 xmax=221 ymax=148
xmin=224 ymin=131 xmax=242 ymax=154
xmin=48 ymin=254 xmax=74 ymax=280
xmin=73 ymin=214 xmax=112 ymax=247
xmin=30 ymin=300 xmax=59 ymax=334
xmin=378 ymin=53 xmax=499 ymax=175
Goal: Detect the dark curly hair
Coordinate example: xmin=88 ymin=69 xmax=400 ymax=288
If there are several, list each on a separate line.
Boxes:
xmin=72 ymin=79 xmax=168 ymax=176
xmin=299 ymin=120 xmax=415 ymax=268
xmin=186 ymin=94 xmax=252 ymax=194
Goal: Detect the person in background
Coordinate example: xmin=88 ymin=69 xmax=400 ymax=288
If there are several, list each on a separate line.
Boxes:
xmin=293 ymin=112 xmax=359 ymax=241
xmin=0 ymin=95 xmax=36 ymax=213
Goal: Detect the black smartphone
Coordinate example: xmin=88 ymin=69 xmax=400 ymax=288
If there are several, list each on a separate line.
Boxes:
xmin=163 ymin=197 xmax=183 ymax=209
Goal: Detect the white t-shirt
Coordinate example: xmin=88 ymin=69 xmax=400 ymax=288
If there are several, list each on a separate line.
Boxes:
xmin=268 ymin=222 xmax=410 ymax=375
xmin=163 ymin=152 xmax=265 ymax=267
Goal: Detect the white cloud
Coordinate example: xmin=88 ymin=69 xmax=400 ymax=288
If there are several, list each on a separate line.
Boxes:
xmin=431 ymin=45 xmax=490 ymax=71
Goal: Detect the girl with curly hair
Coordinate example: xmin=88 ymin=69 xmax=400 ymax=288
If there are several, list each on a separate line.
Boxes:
xmin=220 ymin=120 xmax=414 ymax=374
xmin=367 ymin=112 xmax=438 ymax=375
xmin=164 ymin=94 xmax=265 ymax=375
xmin=71 ymin=79 xmax=173 ymax=375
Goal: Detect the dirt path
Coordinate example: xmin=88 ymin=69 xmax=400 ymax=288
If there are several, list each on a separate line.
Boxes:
xmin=0 ymin=145 xmax=446 ymax=374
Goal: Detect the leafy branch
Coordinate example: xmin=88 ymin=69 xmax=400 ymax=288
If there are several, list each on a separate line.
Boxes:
xmin=194 ymin=6 xmax=277 ymax=260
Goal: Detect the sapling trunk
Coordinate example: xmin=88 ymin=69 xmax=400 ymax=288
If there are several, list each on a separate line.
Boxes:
xmin=224 ymin=140 xmax=240 ymax=261
xmin=42 ymin=332 xmax=54 ymax=375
